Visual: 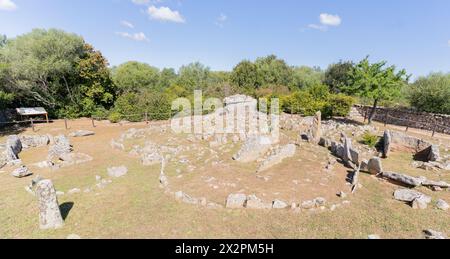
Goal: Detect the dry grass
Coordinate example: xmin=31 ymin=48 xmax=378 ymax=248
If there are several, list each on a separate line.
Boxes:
xmin=0 ymin=118 xmax=449 ymax=239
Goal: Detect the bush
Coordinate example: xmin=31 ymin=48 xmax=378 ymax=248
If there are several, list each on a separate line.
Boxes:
xmin=112 ymin=91 xmax=173 ymax=122
xmin=408 ymin=73 xmax=450 ymax=114
xmin=361 ymin=132 xmax=380 ymax=148
xmin=328 ymin=94 xmax=355 ymax=117
xmin=108 ymin=111 xmax=122 ymax=123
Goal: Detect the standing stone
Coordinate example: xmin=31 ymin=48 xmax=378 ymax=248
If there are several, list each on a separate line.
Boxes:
xmin=35 ymin=180 xmax=64 ymax=230
xmin=342 ymin=136 xmax=352 ymax=164
xmin=367 ymin=157 xmax=383 ymax=175
xmin=308 ymin=111 xmax=322 ymax=144
xmin=5 ymin=135 xmax=22 ymax=161
xmin=428 ymin=145 xmax=441 ymax=162
xmin=383 ymin=130 xmax=392 ymax=158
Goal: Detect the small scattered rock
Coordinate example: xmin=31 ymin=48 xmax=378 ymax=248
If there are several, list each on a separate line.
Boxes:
xmin=11 ymin=166 xmax=33 ymax=178
xmin=107 ymin=166 xmax=128 ymax=178
xmin=436 ymin=199 xmax=449 ymax=211
xmin=272 ymin=199 xmax=288 ymax=209
xmin=423 ymin=229 xmax=447 ymax=240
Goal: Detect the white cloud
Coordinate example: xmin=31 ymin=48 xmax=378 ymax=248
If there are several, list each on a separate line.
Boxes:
xmin=307 ymin=24 xmax=327 ymax=32
xmin=307 ymin=13 xmax=341 ymax=31
xmin=116 ymin=32 xmax=149 ymax=42
xmin=319 ymin=13 xmax=342 ymax=26
xmin=0 ymin=0 xmax=17 ymax=11
xmin=215 ymin=13 xmax=227 ymax=27
xmin=121 ymin=20 xmax=135 ymax=29
xmin=147 ymin=5 xmax=185 ymax=23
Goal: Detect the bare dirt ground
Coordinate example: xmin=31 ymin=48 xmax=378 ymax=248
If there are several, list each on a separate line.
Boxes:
xmin=0 ymin=117 xmax=449 ymax=239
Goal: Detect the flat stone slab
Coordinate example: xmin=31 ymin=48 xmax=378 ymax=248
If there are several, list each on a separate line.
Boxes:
xmin=69 ymin=130 xmax=95 ymax=138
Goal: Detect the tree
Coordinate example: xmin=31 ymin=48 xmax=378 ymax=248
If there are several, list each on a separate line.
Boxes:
xmin=0 ymin=29 xmax=85 ymax=109
xmin=344 ymin=57 xmax=409 ymax=124
xmin=158 ymin=68 xmax=177 ymax=89
xmin=72 ymin=44 xmax=116 ymax=116
xmin=291 ymin=66 xmax=324 ymax=90
xmin=112 ymin=61 xmax=160 ymax=94
xmin=231 ymin=60 xmax=258 ymax=90
xmin=0 ymin=35 xmax=7 ymax=47
xmin=254 ymin=55 xmax=293 ymax=87
xmin=324 ymin=61 xmax=354 ymax=93
xmin=408 ymin=73 xmax=450 ymax=114
xmin=177 ymin=62 xmax=210 ymax=91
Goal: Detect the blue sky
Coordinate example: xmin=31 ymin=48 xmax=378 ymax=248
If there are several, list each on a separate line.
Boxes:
xmin=1 ymin=0 xmax=450 ymax=78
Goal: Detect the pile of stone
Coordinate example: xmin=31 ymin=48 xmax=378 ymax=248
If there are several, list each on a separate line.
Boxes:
xmin=233 ymin=136 xmax=273 ymax=163
xmin=48 ymin=135 xmax=72 ymax=161
xmin=225 ymin=193 xmax=328 ymax=211
xmin=393 ymin=189 xmax=432 ymax=209
xmin=256 ymin=144 xmax=296 ymax=173
xmin=327 ymin=134 xmax=360 ymax=168
xmin=20 ymin=135 xmax=51 ymax=149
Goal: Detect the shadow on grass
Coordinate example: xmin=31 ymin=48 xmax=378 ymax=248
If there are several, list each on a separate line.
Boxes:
xmin=60 ymin=202 xmax=74 ymax=220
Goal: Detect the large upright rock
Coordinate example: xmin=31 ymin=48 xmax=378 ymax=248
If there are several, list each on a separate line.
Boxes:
xmin=48 ymin=135 xmax=72 ymax=161
xmin=305 ymin=111 xmax=322 ymax=144
xmin=415 ymin=145 xmax=441 ymax=162
xmin=35 ymin=180 xmax=64 ymax=230
xmin=367 ymin=157 xmax=383 ymax=175
xmin=233 ymin=136 xmax=272 ymax=163
xmin=5 ymin=135 xmax=22 ymax=161
xmin=383 ymin=130 xmax=392 ymax=158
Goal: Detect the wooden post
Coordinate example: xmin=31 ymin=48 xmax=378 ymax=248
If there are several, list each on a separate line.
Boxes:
xmin=45 ymin=113 xmax=49 ymax=124
xmin=64 ymin=118 xmax=68 ymax=130
xmin=91 ymin=117 xmax=96 ymax=128
xmin=145 ymin=112 xmax=149 ymax=124
xmin=30 ymin=118 xmax=35 ymax=132
xmin=405 ymin=125 xmax=409 ymax=132
xmin=364 ymin=107 xmax=368 ymax=123
xmin=432 ymin=123 xmax=437 ymax=137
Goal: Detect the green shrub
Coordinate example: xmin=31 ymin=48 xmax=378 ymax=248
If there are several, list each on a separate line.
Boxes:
xmin=361 ymin=132 xmax=380 ymax=148
xmin=113 ymin=93 xmax=143 ymax=122
xmin=108 ymin=111 xmax=122 ymax=123
xmin=328 ymin=94 xmax=355 ymax=117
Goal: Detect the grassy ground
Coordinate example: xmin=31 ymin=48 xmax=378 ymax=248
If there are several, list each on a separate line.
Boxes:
xmin=0 ymin=118 xmax=448 ymax=239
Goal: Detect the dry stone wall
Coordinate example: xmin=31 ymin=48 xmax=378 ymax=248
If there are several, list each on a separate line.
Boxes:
xmin=352 ymin=105 xmax=450 ymax=134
